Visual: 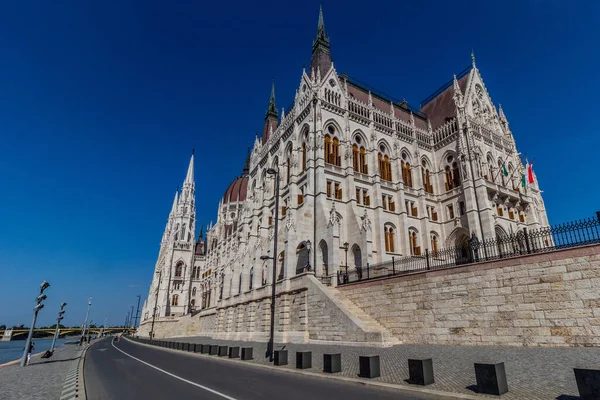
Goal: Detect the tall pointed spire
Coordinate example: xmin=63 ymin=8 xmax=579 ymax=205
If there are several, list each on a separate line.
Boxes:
xmin=242 ymin=145 xmax=251 ymax=176
xmin=310 ymin=5 xmax=332 ymax=78
xmin=184 ymin=152 xmax=194 ymax=186
xmin=171 ymin=190 xmax=179 ymax=214
xmin=471 ymin=49 xmax=477 ymax=68
xmin=266 ymin=79 xmax=277 ymax=119
xmin=261 ymin=81 xmax=279 ymax=143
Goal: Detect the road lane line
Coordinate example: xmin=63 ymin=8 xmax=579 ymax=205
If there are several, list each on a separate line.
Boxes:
xmin=111 ymin=340 xmax=239 ymax=400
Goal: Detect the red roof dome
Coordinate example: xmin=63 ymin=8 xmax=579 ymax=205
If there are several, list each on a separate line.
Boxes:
xmin=223 ymin=176 xmax=248 ymax=204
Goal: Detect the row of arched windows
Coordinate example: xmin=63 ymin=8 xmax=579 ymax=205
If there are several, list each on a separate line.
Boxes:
xmin=383 ymin=226 xmax=440 ymax=256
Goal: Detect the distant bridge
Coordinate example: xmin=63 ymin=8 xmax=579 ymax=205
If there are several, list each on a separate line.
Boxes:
xmin=0 ymin=327 xmax=135 ymax=341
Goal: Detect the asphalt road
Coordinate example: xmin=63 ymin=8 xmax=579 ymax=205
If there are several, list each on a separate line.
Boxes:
xmin=84 ymin=337 xmax=445 ymax=400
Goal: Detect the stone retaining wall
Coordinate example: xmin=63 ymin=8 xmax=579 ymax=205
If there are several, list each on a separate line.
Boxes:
xmin=339 ymin=244 xmax=600 ymax=346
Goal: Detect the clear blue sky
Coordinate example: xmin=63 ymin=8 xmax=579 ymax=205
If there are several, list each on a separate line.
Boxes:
xmin=0 ymin=0 xmax=598 ymax=328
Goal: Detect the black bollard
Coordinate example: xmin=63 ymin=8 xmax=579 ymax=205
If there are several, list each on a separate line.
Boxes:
xmin=474 ymin=362 xmax=508 ymax=395
xmin=296 ymin=351 xmax=312 ymax=369
xmin=209 ymin=345 xmax=219 ymax=355
xmin=408 ymin=358 xmax=434 ymax=386
xmin=359 ymin=355 xmax=380 ymax=378
xmin=574 ymin=368 xmax=600 ymax=400
xmin=218 ymin=345 xmax=229 ymax=357
xmin=274 ymin=350 xmax=288 ymax=366
xmin=189 ymin=343 xmax=196 ymax=352
xmin=241 ymin=347 xmax=253 ymax=360
xmin=228 ymin=346 xmax=240 ymax=358
xmin=201 ymin=344 xmax=210 ymax=354
xmin=323 ymin=353 xmax=342 ymax=373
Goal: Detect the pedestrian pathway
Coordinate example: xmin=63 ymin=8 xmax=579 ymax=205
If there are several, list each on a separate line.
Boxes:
xmin=167 ymin=335 xmax=595 ymax=400
xmin=0 ymin=343 xmax=86 ymax=400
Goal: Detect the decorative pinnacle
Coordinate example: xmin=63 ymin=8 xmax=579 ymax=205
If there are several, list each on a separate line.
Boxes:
xmin=313 ymin=4 xmax=330 ymax=48
xmin=266 ymin=79 xmax=278 ymax=119
xmin=471 ymin=49 xmax=476 ymax=66
xmin=242 ymin=145 xmax=251 ymax=176
xmin=318 ymin=4 xmax=325 ymax=34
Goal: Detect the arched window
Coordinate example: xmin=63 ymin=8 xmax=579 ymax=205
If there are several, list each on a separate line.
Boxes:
xmin=238 ymin=272 xmax=243 ymax=294
xmin=422 ymin=159 xmax=433 ymax=194
xmin=444 ymin=155 xmax=461 ymax=191
xmin=360 ymin=147 xmax=367 ymax=173
xmin=378 ymin=144 xmax=392 ymax=181
xmin=277 ymin=251 xmax=285 ymax=280
xmin=302 ymin=142 xmax=307 ymax=171
xmin=430 ymin=232 xmax=439 ymax=257
xmin=352 ymin=144 xmax=359 ymax=171
xmin=452 ymin=162 xmax=461 ymax=187
xmin=286 ymin=157 xmax=291 ymax=185
xmin=192 ymin=287 xmax=196 ymax=296
xmin=190 ymin=299 xmax=195 ymax=307
xmin=175 ymin=262 xmax=183 ymax=277
xmin=324 ymin=126 xmax=341 ymax=166
xmin=249 ymin=266 xmax=254 ymax=290
xmin=384 ymin=224 xmax=395 ymax=253
xmin=401 ymin=153 xmax=412 ymax=187
xmin=497 ymin=159 xmax=506 ymax=186
xmin=352 ymin=135 xmax=368 ymax=174
xmin=409 ymin=229 xmax=420 ymax=256
xmin=171 ymin=294 xmax=179 ymax=306
xmin=174 ymin=223 xmax=180 ymax=241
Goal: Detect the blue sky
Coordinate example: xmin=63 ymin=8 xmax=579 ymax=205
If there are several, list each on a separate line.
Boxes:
xmin=0 ymin=0 xmax=598 ymax=328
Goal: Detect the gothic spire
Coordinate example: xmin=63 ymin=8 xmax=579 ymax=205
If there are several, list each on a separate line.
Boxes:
xmin=310 ymin=5 xmax=332 ymax=78
xmin=261 ymin=81 xmax=279 ymax=143
xmin=170 ymin=190 xmax=179 ymax=215
xmin=198 ymin=225 xmax=203 ymax=241
xmin=183 ymin=152 xmax=194 ymax=186
xmin=242 ymin=145 xmax=251 ymax=176
xmin=266 ymin=79 xmax=278 ymax=119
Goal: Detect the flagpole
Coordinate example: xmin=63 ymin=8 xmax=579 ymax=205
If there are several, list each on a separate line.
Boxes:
xmin=492 ymin=152 xmax=513 ymax=183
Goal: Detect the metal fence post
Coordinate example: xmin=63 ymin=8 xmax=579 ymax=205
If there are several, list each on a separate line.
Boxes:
xmin=425 ymin=249 xmax=430 ymax=270
xmin=524 ymin=227 xmax=531 ymax=254
xmin=392 ymin=257 xmax=395 ymax=275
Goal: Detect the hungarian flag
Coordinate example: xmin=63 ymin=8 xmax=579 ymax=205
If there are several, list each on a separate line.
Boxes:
xmin=502 ymin=162 xmax=509 ymax=177
xmin=527 ymin=160 xmax=535 ymax=184
xmin=522 ymin=160 xmax=535 ymax=187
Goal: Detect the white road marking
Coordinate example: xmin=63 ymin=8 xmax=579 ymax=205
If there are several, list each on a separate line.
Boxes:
xmin=111 ymin=340 xmax=239 ymax=400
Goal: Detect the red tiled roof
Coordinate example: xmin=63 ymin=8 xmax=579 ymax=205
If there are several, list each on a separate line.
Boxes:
xmin=421 ymin=72 xmax=470 ymax=131
xmin=223 ymin=176 xmax=248 ymax=204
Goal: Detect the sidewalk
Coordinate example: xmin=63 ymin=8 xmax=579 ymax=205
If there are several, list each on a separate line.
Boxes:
xmin=0 ymin=343 xmax=85 ymax=400
xmin=169 ymin=336 xmax=594 ymax=400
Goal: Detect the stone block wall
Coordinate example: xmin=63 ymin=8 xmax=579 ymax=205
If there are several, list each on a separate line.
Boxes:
xmin=339 ymin=244 xmax=600 ymax=347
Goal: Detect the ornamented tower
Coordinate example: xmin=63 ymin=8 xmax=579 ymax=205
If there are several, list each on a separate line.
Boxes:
xmin=143 ymin=153 xmax=196 ymax=323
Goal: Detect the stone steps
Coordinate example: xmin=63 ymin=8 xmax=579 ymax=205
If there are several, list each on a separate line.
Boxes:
xmin=321 ymin=284 xmax=400 ymax=345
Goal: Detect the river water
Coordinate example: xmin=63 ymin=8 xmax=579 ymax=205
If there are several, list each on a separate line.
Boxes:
xmin=0 ymin=338 xmax=70 ymax=364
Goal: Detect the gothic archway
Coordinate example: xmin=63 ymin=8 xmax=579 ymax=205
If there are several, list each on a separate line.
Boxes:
xmin=296 ymin=242 xmax=309 ymax=275
xmin=319 ymin=240 xmax=329 ymax=277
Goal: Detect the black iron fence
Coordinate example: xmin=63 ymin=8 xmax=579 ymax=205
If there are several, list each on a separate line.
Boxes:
xmin=338 ymin=214 xmax=600 ymax=286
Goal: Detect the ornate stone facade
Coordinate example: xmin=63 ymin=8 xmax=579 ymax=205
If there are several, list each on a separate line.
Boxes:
xmin=140 ymin=7 xmax=549 ymax=337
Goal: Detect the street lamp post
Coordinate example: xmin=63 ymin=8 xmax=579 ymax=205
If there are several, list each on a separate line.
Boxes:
xmin=134 ymin=295 xmax=141 ymax=328
xmin=125 ymin=312 xmax=130 ymax=329
xmin=81 ymin=297 xmax=92 ymax=342
xmin=306 ymin=240 xmax=312 ymax=272
xmin=21 ymin=280 xmax=50 ymax=367
xmin=50 ymin=302 xmax=67 ymax=353
xmin=129 ymin=305 xmax=134 ymax=329
xmin=265 ymin=167 xmax=280 ymax=362
xmin=343 ymin=242 xmax=349 ymax=283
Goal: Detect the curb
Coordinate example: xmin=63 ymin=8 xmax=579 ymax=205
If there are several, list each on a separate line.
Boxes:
xmin=0 ymin=350 xmax=45 ymax=369
xmin=59 ymin=342 xmax=93 ymax=400
xmin=124 ymin=338 xmax=480 ymax=400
